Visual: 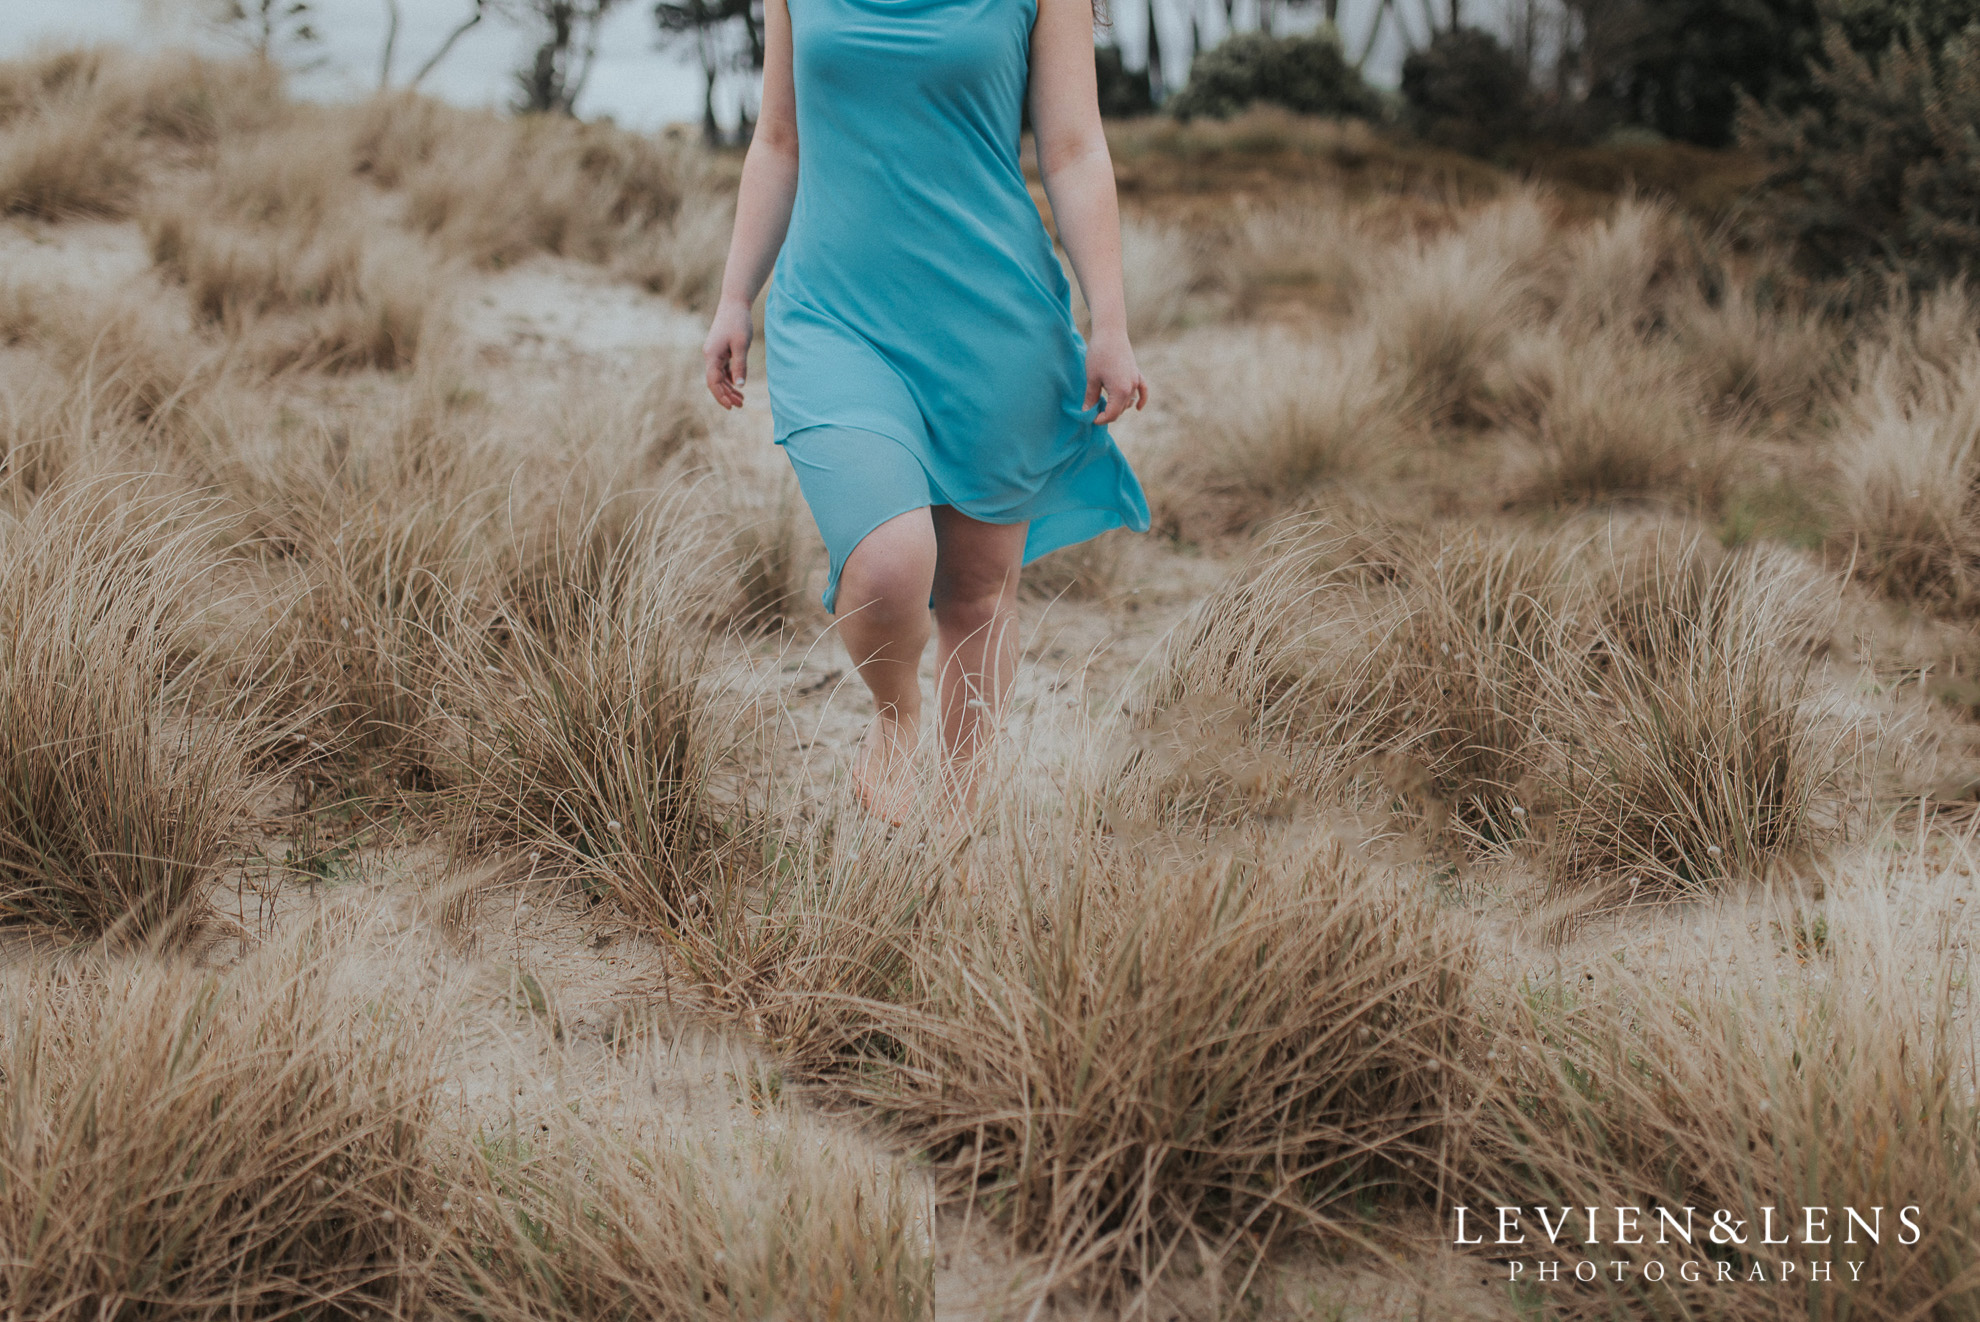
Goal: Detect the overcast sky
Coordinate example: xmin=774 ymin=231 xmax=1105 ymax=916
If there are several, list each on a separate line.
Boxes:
xmin=2 ymin=0 xmax=1432 ymax=131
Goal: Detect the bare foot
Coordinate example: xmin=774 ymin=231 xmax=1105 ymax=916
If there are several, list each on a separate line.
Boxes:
xmin=852 ymin=712 xmax=919 ymax=827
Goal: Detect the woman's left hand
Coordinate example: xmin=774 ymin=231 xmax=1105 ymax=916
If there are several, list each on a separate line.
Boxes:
xmin=1083 ymin=328 xmax=1150 ymax=425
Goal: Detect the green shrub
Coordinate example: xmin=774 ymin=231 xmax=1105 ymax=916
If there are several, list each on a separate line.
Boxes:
xmin=1095 ymin=44 xmax=1156 ymax=118
xmin=1400 ymin=28 xmax=1532 ymax=153
xmin=1743 ymin=20 xmax=1980 ymax=288
xmin=1165 ymin=32 xmax=1379 ymax=122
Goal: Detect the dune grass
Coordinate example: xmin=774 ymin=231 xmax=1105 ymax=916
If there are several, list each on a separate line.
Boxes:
xmin=0 ymin=45 xmax=1972 ymax=1316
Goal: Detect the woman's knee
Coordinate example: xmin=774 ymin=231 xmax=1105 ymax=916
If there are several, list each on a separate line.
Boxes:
xmin=839 ymin=510 xmax=938 ymax=616
xmin=931 ymin=584 xmax=1011 ymax=638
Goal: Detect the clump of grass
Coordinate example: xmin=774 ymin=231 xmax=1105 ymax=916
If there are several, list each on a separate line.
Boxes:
xmin=0 ymin=923 xmax=444 ymax=1313
xmin=0 ymin=100 xmax=140 ymax=218
xmin=1024 ymin=527 xmax=1131 ymax=602
xmin=146 ymin=190 xmax=449 ymax=372
xmin=1118 ymin=216 xmax=1203 ymax=339
xmin=827 ymin=817 xmax=1471 ymax=1297
xmin=1136 ymin=513 xmax=1862 ymax=896
xmin=1500 ymin=331 xmax=1724 ymax=507
xmin=0 ymin=275 xmax=219 ymax=439
xmin=443 ymin=1080 xmax=934 ymax=1320
xmin=1474 ymin=880 xmax=1980 ymax=1317
xmin=1366 ymin=194 xmax=1552 ymax=427
xmin=1225 ymin=195 xmax=1374 ymax=315
xmin=1154 ymin=328 xmax=1403 ymax=538
xmin=1829 ymin=345 xmax=1980 ymax=611
xmin=447 ymin=494 xmax=730 ymax=926
xmin=0 ymin=49 xmax=285 ymax=217
xmin=265 ymin=499 xmax=487 ymax=785
xmin=0 ymin=484 xmax=256 ymax=941
xmin=1669 ymin=271 xmax=1840 ymax=425
xmin=401 ymin=108 xmax=712 ymax=269
xmin=1536 ymin=535 xmax=1859 ymax=900
xmin=1552 ymin=194 xmax=1674 ymax=334
xmin=615 ymin=188 xmax=736 ymax=311
xmin=0 ymin=48 xmax=282 ymax=145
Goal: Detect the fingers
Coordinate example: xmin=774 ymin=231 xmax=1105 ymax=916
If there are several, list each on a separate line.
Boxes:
xmin=704 ymin=351 xmax=741 ymax=409
xmin=1095 ymin=371 xmax=1140 ymax=425
xmin=1082 ymin=375 xmax=1103 ymax=413
xmin=703 ymin=333 xmax=749 ymax=409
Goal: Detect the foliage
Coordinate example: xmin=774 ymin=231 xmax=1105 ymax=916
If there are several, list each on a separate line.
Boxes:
xmin=1095 ymin=43 xmax=1156 ymax=118
xmin=1743 ymin=19 xmax=1980 ymax=288
xmin=512 ymin=0 xmax=623 ymax=115
xmin=1551 ymin=0 xmax=1821 ymax=147
xmin=1401 ymin=28 xmax=1532 ymax=153
xmin=1164 ymin=31 xmax=1379 ymax=122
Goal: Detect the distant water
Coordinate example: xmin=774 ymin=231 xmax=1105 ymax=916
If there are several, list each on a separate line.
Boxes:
xmin=3 ymin=0 xmax=1416 ymax=131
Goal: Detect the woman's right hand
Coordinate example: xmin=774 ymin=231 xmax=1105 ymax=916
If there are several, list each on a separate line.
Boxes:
xmin=703 ymin=298 xmax=754 ymax=409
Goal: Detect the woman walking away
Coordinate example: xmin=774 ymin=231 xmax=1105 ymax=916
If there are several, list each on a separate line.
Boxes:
xmin=702 ymin=0 xmax=1152 ymax=826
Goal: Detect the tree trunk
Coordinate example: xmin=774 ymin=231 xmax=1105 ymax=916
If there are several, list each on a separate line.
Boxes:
xmin=379 ymin=0 xmax=401 ymax=88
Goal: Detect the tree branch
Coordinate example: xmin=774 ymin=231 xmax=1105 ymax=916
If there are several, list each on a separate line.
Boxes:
xmin=411 ymin=0 xmax=490 ymax=88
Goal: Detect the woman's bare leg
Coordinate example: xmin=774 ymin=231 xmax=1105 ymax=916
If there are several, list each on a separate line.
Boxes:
xmin=835 ymin=508 xmax=938 ymax=824
xmin=930 ymin=507 xmax=1027 ymax=813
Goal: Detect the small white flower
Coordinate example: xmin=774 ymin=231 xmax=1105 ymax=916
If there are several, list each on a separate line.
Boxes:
xmin=1510 ymin=805 xmax=1527 ymax=818
xmin=1706 ymin=845 xmax=1723 ymax=858
xmin=606 ymin=820 xmax=623 ymax=832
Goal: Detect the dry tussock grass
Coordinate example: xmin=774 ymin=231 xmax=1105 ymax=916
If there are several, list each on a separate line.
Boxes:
xmin=1152 ymin=327 xmax=1403 ymax=539
xmin=0 ymin=921 xmax=936 ymax=1319
xmin=441 ymin=1040 xmax=934 ymax=1320
xmin=0 ymin=483 xmax=257 ymax=941
xmin=3 ymin=45 xmax=1977 ymax=1314
xmin=1475 ymin=870 xmax=1980 ymax=1318
xmin=714 ymin=780 xmax=1470 ymax=1304
xmin=445 ymin=492 xmax=733 ymax=925
xmin=1831 ymin=341 xmax=1980 ymax=611
xmin=1138 ymin=514 xmax=1862 ymax=901
xmin=0 ymin=49 xmax=283 ymax=219
xmin=397 ymin=106 xmax=714 ymax=271
xmin=836 ymin=823 xmax=1470 ymax=1297
xmin=1498 ymin=330 xmax=1728 ymax=508
xmin=0 ymin=924 xmax=445 ymax=1313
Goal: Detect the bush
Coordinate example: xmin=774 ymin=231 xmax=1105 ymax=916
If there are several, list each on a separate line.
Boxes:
xmin=1094 ymin=44 xmax=1155 ymax=118
xmin=1743 ymin=21 xmax=1980 ymax=289
xmin=1165 ymin=32 xmax=1379 ymax=122
xmin=1401 ymin=28 xmax=1533 ymax=153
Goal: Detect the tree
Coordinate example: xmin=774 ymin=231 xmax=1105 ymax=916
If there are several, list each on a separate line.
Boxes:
xmin=1164 ymin=30 xmax=1380 ymax=119
xmin=378 ymin=0 xmax=500 ymax=91
xmin=1571 ymin=0 xmax=1823 ymax=146
xmin=512 ymin=0 xmax=624 ymax=115
xmin=1744 ymin=17 xmax=1980 ymax=289
xmin=210 ymin=0 xmax=322 ymax=63
xmin=654 ymin=0 xmax=764 ymax=143
xmin=1402 ymin=27 xmax=1532 ymax=151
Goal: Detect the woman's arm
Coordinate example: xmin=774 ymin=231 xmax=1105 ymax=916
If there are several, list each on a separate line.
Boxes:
xmin=703 ymin=0 xmax=798 ymax=409
xmin=1028 ymin=0 xmax=1148 ymax=425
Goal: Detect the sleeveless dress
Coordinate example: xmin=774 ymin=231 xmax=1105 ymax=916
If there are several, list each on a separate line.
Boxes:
xmin=766 ymin=0 xmax=1151 ymax=613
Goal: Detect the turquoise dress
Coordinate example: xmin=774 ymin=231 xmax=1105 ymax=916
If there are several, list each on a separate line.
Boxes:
xmin=766 ymin=0 xmax=1151 ymax=613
